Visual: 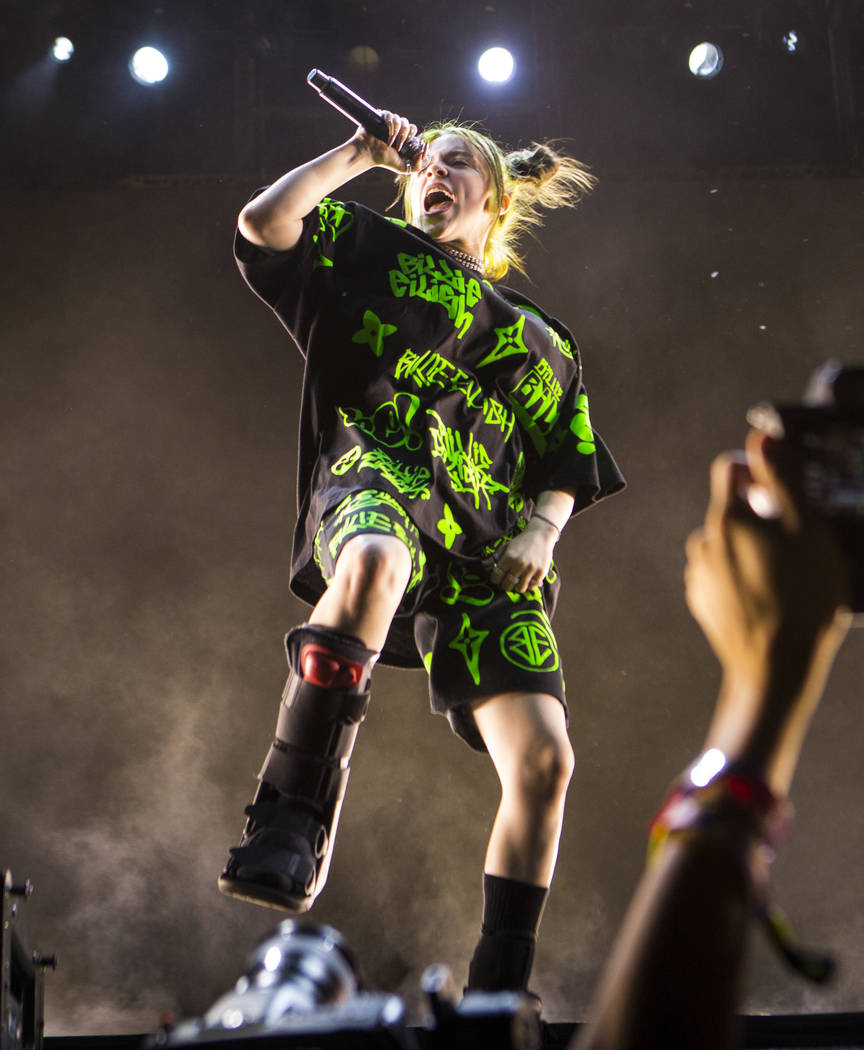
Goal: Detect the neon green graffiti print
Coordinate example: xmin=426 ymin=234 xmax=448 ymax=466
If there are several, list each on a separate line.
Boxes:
xmin=481 ymin=397 xmax=517 ymax=439
xmin=504 ymin=583 xmax=543 ymax=605
xmin=508 ymin=451 xmax=526 ymax=513
xmin=388 ymin=252 xmax=482 ymax=338
xmin=449 ymin=612 xmax=489 ymax=685
xmin=477 ymin=315 xmax=530 ymax=368
xmin=513 ymin=359 xmax=563 ymax=425
xmin=360 ymin=449 xmax=431 ymax=498
xmin=500 ymin=608 xmax=560 ymax=672
xmin=351 ymin=310 xmax=398 ymax=358
xmin=436 ymin=502 xmax=463 ymax=549
xmin=331 ymin=446 xmax=362 ymax=476
xmin=427 ymin=410 xmax=509 ymax=510
xmin=395 ymin=349 xmax=515 ymax=439
xmin=339 ymin=392 xmax=424 ymax=451
xmin=508 ymin=359 xmax=564 ymax=455
xmin=330 ymin=444 xmax=432 ymax=500
xmin=439 ymin=563 xmax=496 ymax=607
xmin=396 ymin=347 xmax=482 ymax=406
xmin=513 ymin=304 xmax=575 ymax=361
xmin=313 ymin=490 xmax=426 ymax=593
xmin=570 ymin=392 xmax=596 ymax=454
xmin=545 ymin=325 xmax=574 ymax=360
xmin=312 ymin=199 xmax=354 ymax=269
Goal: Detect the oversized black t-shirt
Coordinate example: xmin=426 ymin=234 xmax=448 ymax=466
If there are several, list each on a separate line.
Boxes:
xmin=235 ymin=197 xmax=625 ymax=657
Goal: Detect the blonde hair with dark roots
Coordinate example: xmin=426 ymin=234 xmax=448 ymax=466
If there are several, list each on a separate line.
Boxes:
xmin=395 ymin=120 xmax=597 ymax=281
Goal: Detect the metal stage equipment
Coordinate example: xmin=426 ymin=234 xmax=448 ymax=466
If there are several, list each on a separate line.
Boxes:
xmin=0 ymin=871 xmax=56 ymax=1050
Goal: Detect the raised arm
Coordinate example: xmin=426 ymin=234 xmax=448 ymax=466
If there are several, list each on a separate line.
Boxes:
xmin=685 ymin=429 xmax=849 ymax=798
xmin=575 ymin=429 xmax=850 ymax=1050
xmin=238 ymin=114 xmax=423 ymax=252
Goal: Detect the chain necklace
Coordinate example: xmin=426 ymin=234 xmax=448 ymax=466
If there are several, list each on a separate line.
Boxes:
xmin=443 ymin=245 xmax=484 ymax=274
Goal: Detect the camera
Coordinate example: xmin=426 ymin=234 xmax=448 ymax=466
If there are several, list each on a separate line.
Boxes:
xmin=746 ymin=360 xmax=864 ymax=616
xmin=151 ymin=921 xmax=540 ymax=1049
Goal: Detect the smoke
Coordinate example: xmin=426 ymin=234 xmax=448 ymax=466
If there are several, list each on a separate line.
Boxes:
xmin=2 ymin=175 xmax=864 ymax=1036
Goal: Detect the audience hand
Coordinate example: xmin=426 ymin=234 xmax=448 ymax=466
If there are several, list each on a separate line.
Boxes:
xmin=684 ymin=428 xmax=850 ymax=795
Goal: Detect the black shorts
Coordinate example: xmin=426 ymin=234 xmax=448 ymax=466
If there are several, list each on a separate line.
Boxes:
xmin=314 ymin=490 xmax=567 ymax=752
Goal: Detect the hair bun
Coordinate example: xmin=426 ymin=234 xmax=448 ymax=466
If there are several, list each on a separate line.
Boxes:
xmin=506 ymin=144 xmax=560 ymax=183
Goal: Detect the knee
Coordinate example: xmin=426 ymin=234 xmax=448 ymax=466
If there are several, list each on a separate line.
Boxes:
xmin=336 ymin=535 xmax=411 ymax=608
xmin=510 ymin=731 xmax=574 ymax=809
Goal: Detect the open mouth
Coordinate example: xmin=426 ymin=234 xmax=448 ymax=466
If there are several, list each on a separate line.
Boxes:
xmin=423 ymin=185 xmax=454 ymax=214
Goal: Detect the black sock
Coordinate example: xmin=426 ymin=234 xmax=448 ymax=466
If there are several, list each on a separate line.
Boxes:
xmin=467 ymin=874 xmax=548 ymax=991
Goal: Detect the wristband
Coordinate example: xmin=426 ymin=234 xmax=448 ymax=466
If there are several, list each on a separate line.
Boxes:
xmin=648 ymin=755 xmax=833 ymax=984
xmin=531 ymin=512 xmax=561 ymax=538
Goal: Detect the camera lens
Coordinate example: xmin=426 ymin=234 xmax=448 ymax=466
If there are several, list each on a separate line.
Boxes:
xmin=201 ymin=921 xmax=360 ymax=1032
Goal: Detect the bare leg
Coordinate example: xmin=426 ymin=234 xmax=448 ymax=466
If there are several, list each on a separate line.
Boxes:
xmin=473 ymin=692 xmax=574 ymax=886
xmin=309 ymin=533 xmax=413 ymax=651
xmin=466 ymin=692 xmax=574 ymax=993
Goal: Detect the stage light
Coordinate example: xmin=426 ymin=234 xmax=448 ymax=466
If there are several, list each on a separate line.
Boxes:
xmin=478 ymin=47 xmax=514 ymax=84
xmin=782 ymin=31 xmax=799 ymax=53
xmin=688 ymin=42 xmax=724 ymax=79
xmin=347 ymin=44 xmax=380 ymax=74
xmin=129 ymin=46 xmax=169 ymax=85
xmin=50 ymin=37 xmax=74 ymax=63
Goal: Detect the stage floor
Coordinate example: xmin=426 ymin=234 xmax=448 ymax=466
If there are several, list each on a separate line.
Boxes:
xmin=42 ymin=1011 xmax=864 ymax=1049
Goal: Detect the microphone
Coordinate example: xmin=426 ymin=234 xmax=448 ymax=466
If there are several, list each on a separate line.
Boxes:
xmin=306 ymin=68 xmax=425 ymax=167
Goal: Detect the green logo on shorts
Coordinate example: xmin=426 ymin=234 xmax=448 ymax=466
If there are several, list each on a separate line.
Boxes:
xmin=500 ymin=610 xmax=559 ymax=672
xmin=440 ymin=563 xmax=495 ymax=607
xmin=449 ymin=612 xmax=489 ymax=686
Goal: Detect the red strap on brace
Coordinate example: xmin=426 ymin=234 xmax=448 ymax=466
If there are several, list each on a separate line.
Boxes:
xmin=299 ymin=644 xmax=364 ymax=689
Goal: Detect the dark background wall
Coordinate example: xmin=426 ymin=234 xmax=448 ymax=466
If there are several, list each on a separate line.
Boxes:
xmin=2 ymin=0 xmax=864 ymax=1036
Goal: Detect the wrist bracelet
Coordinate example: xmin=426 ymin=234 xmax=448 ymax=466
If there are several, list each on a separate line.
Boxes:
xmin=531 ymin=512 xmax=561 ymax=538
xmin=647 ymin=758 xmax=833 ymax=983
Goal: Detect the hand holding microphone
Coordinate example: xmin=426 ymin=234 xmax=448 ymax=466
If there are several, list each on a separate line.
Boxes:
xmin=306 ymin=69 xmax=426 ymax=170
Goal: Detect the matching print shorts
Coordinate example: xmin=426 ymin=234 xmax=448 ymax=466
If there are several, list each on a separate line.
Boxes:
xmin=314 ymin=490 xmax=567 ymax=752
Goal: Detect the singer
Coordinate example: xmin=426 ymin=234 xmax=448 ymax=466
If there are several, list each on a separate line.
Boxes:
xmin=220 ymin=110 xmax=625 ymax=999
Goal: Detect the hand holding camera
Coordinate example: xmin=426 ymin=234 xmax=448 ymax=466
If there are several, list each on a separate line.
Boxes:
xmin=685 ymin=413 xmax=851 ymax=798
